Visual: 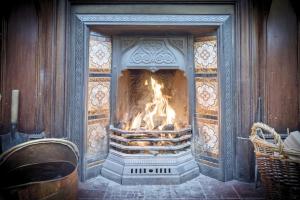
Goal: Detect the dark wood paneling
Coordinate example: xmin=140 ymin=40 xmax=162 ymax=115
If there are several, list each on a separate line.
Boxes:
xmin=0 ymin=18 xmax=6 ymax=132
xmin=0 ymin=0 xmax=69 ymax=137
xmin=256 ymin=0 xmax=272 ymax=125
xmin=37 ymin=0 xmax=56 ymax=137
xmin=1 ymin=2 xmax=39 ymax=133
xmin=265 ymin=0 xmax=299 ymax=132
xmin=298 ymin=20 xmax=300 ymax=130
xmin=52 ymin=0 xmax=69 ymax=137
xmin=236 ymin=0 xmax=255 ymax=182
xmin=38 ymin=0 xmax=69 ymax=138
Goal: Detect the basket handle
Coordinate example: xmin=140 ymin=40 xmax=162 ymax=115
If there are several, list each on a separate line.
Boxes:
xmin=250 ymin=122 xmax=284 ymax=153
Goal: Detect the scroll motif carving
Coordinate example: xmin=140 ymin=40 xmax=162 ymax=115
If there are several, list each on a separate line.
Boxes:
xmin=169 ymin=39 xmax=184 ymax=52
xmin=122 ymin=38 xmax=137 ymax=51
xmin=130 ymin=40 xmax=176 ymax=65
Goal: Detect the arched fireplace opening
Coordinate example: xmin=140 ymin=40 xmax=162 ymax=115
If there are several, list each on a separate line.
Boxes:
xmin=101 ymin=36 xmax=199 ymax=184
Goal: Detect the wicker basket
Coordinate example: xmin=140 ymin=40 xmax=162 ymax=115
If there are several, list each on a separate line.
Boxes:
xmin=250 ymin=123 xmax=300 ymax=200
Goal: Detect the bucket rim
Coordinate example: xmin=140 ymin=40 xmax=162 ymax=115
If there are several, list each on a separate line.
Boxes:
xmin=0 ymin=138 xmax=79 ymax=166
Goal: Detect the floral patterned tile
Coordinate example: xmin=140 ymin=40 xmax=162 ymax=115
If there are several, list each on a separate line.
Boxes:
xmin=89 ymin=34 xmax=111 ymax=74
xmin=196 ymin=118 xmax=219 ymax=157
xmin=195 ymin=77 xmax=218 ymax=116
xmin=88 ymin=77 xmax=110 ymax=116
xmin=194 ymin=36 xmax=217 ymax=73
xmin=87 ymin=118 xmax=109 ymax=156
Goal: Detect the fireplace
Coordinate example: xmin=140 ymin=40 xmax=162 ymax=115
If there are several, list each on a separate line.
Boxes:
xmin=101 ymin=37 xmax=199 ymax=184
xmin=69 ymin=13 xmax=235 ymax=184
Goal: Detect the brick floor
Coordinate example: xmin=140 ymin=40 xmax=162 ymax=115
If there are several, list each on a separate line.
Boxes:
xmin=78 ymin=174 xmax=265 ymax=200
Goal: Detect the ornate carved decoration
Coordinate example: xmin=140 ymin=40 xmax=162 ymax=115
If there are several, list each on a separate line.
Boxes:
xmin=222 ymin=17 xmax=234 ymax=180
xmin=121 ymin=38 xmax=137 ymax=51
xmin=71 ymin=17 xmax=85 ymax=178
xmin=72 ymin=17 xmax=84 ymax=151
xmin=120 ymin=37 xmax=186 ymax=71
xmin=130 ymin=40 xmax=176 ymax=65
xmin=169 ymin=39 xmax=184 ymax=52
xmin=77 ymin=14 xmax=229 ymax=24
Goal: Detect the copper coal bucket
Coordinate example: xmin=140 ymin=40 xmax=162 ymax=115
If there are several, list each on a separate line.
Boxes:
xmin=0 ymin=139 xmax=79 ymax=200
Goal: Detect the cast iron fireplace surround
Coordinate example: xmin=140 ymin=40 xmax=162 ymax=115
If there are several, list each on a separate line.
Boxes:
xmin=68 ymin=10 xmax=235 ymax=184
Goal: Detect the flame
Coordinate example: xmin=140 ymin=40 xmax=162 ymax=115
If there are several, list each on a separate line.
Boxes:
xmin=129 ymin=76 xmax=176 ymax=130
xmin=130 ymin=112 xmax=142 ymax=130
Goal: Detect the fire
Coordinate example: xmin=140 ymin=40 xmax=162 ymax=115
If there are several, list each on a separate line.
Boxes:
xmin=129 ymin=76 xmax=176 ymax=130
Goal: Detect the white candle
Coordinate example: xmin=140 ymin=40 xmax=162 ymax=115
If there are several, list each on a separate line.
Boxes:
xmin=11 ymin=90 xmax=19 ymax=124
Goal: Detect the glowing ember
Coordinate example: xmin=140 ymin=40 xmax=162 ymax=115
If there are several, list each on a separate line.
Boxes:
xmin=128 ymin=76 xmax=177 ymax=131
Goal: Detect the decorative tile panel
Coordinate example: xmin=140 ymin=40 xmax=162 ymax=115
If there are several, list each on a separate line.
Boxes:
xmin=87 ymin=118 xmax=109 ymax=156
xmin=87 ymin=33 xmax=111 ymax=161
xmin=196 ymin=118 xmax=219 ymax=157
xmin=194 ymin=36 xmax=217 ymax=74
xmin=195 ymin=77 xmax=218 ymax=116
xmin=194 ymin=35 xmax=219 ymax=159
xmin=88 ymin=77 xmax=110 ymax=116
xmin=89 ymin=33 xmax=111 ymax=73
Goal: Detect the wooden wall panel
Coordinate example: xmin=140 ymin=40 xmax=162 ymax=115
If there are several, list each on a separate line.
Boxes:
xmin=236 ymin=0 xmax=256 ymax=182
xmin=1 ymin=2 xmax=39 ymax=133
xmin=299 ymin=20 xmax=300 ymax=130
xmin=265 ymin=0 xmax=299 ymax=132
xmin=52 ymin=0 xmax=69 ymax=137
xmin=36 ymin=0 xmax=67 ymax=137
xmin=0 ymin=0 xmax=69 ymax=137
xmin=0 ymin=17 xmax=5 ymax=133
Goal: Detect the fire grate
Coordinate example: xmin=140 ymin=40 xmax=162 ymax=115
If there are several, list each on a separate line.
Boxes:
xmin=109 ymin=126 xmax=192 ymax=154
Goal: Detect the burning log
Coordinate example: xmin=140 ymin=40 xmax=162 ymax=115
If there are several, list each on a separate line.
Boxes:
xmin=162 ymin=124 xmax=175 ymax=130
